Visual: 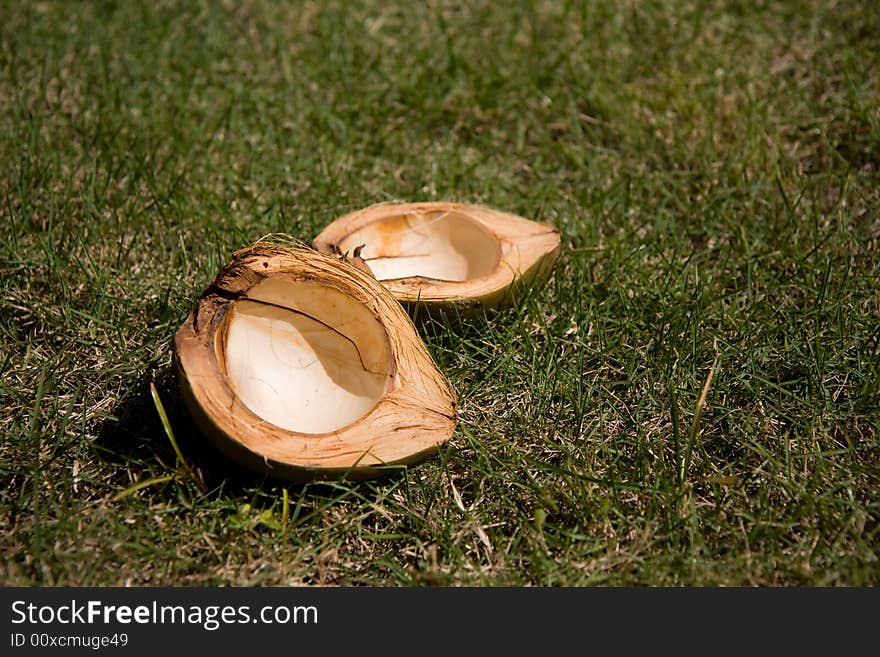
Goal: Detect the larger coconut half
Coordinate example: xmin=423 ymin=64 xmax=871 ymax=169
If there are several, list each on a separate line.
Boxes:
xmin=313 ymin=202 xmax=562 ymax=317
xmin=173 ymin=244 xmax=457 ymax=481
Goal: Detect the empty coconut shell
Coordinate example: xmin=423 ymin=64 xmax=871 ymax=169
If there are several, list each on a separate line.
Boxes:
xmin=313 ymin=202 xmax=561 ymax=316
xmin=173 ymin=244 xmax=458 ymax=481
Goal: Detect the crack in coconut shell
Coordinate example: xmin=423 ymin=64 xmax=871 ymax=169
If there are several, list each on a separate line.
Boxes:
xmin=174 ymin=244 xmax=458 ymax=481
xmin=313 ymin=202 xmax=561 ymax=317
xmin=215 ymin=292 xmax=379 ymax=375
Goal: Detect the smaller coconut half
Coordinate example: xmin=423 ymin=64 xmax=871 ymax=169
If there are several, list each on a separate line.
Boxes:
xmin=173 ymin=244 xmax=457 ymax=481
xmin=313 ymin=202 xmax=561 ymax=317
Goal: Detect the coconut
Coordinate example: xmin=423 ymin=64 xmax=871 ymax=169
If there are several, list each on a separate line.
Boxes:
xmin=173 ymin=243 xmax=457 ymax=481
xmin=313 ymin=202 xmax=561 ymax=317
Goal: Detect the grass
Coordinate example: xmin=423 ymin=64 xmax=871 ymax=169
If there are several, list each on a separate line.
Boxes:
xmin=1 ymin=0 xmax=878 ymax=586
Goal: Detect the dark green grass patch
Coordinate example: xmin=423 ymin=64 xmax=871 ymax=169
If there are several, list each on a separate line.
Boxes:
xmin=1 ymin=0 xmax=878 ymax=585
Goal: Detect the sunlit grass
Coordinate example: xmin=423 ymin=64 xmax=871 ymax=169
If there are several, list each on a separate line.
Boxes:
xmin=1 ymin=0 xmax=877 ymax=586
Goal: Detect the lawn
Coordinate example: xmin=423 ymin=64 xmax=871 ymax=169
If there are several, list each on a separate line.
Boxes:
xmin=1 ymin=0 xmax=878 ymax=586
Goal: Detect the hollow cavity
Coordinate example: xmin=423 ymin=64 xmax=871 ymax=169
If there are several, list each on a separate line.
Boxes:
xmin=338 ymin=210 xmax=500 ymax=282
xmin=221 ymin=277 xmax=391 ymax=434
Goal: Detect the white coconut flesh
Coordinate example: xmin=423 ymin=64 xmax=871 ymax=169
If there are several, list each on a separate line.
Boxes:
xmin=336 ymin=209 xmax=500 ymax=282
xmin=219 ymin=277 xmax=391 ymax=434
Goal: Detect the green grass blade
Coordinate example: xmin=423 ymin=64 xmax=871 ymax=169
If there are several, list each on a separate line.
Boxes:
xmin=112 ymin=475 xmax=175 ymax=502
xmin=150 ymin=381 xmax=188 ymax=470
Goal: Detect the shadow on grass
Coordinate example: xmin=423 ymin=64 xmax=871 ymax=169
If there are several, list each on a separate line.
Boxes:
xmin=93 ymin=366 xmax=420 ymax=503
xmin=94 ymin=367 xmax=280 ymax=496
